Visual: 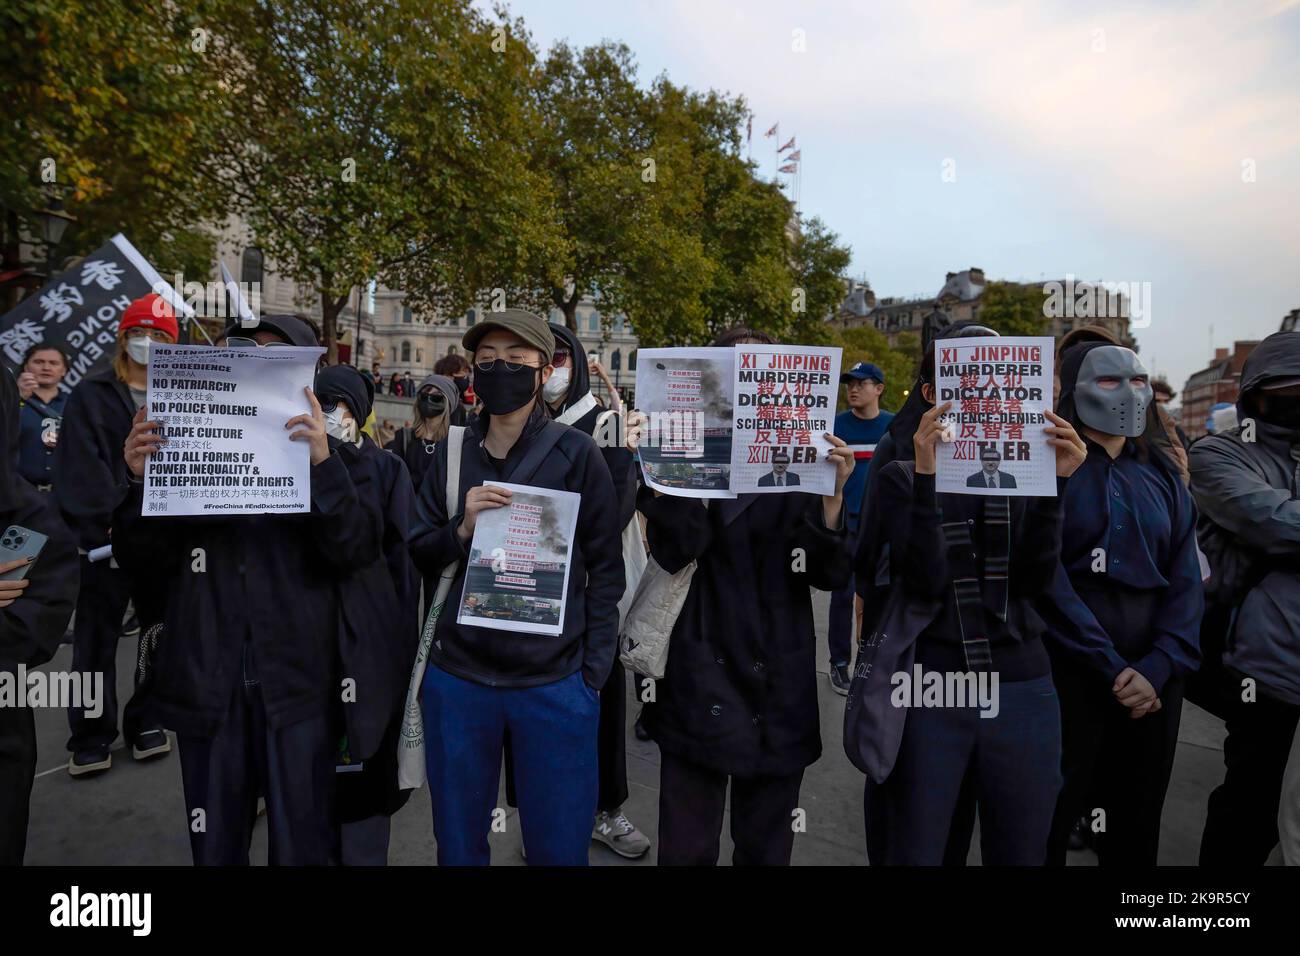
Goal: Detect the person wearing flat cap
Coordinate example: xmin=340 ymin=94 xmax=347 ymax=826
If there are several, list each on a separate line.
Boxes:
xmin=409 ymin=308 xmax=624 ymax=866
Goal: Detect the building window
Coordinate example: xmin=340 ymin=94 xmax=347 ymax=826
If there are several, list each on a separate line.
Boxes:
xmin=611 ymin=349 xmax=622 ymax=371
xmin=403 ymin=306 xmax=413 ymax=324
xmin=628 ymin=349 xmax=637 ymax=371
xmin=401 ymin=341 xmax=411 ymax=362
xmin=466 ymin=309 xmax=476 ymax=326
xmin=416 ymin=348 xmax=423 ymax=363
xmin=357 ymin=339 xmax=365 ymax=356
xmin=239 ymin=247 xmax=264 ymax=287
xmin=446 ymin=345 xmax=458 ymax=355
xmin=589 ymin=312 xmax=599 ymax=332
xmin=615 ymin=314 xmax=625 ymax=333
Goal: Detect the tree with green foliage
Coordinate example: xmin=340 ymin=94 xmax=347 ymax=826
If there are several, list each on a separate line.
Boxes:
xmin=833 ymin=325 xmax=916 ymax=413
xmin=975 ymin=281 xmax=1050 ymax=337
xmin=1 ymin=0 xmax=230 ymax=301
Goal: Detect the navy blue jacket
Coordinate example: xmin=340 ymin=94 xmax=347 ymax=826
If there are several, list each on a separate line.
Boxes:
xmin=409 ymin=404 xmax=624 ymax=690
xmin=113 ymin=445 xmax=382 ymax=737
xmin=53 ymin=368 xmax=136 ymax=550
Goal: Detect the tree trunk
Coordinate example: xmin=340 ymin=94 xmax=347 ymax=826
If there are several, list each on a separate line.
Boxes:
xmin=552 ymin=283 xmax=580 ymax=332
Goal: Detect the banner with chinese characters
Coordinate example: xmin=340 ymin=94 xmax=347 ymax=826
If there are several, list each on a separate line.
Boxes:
xmin=143 ymin=343 xmax=324 ymax=516
xmin=934 ymin=336 xmax=1056 ymax=496
xmin=0 ymin=234 xmax=192 ymax=389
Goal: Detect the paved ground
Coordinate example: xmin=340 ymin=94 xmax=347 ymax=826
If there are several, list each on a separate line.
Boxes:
xmin=25 ymin=591 xmax=1247 ymax=865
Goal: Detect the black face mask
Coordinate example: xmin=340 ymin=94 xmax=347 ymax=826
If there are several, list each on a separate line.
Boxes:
xmin=1258 ymin=394 xmax=1300 ymax=429
xmin=473 ymin=361 xmax=539 ymax=415
xmin=417 ymin=392 xmax=446 ymax=419
xmin=454 ymin=376 xmax=470 ymax=398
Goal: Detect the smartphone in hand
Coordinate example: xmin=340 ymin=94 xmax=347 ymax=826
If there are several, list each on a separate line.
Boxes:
xmin=0 ymin=525 xmax=49 ymax=581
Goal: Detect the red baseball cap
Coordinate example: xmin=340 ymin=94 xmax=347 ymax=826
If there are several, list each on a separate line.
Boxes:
xmin=119 ymin=293 xmax=178 ymax=341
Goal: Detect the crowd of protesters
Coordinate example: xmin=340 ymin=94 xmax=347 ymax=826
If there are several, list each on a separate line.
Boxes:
xmin=1 ymin=292 xmax=1298 ymax=868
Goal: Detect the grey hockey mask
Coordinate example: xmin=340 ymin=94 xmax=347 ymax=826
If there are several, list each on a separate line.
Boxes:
xmin=1074 ymin=346 xmax=1152 ymax=438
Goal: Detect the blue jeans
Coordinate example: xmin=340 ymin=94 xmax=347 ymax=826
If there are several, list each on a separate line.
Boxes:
xmin=421 ymin=665 xmax=600 ymax=866
xmin=864 ymin=674 xmax=1062 ymax=865
xmin=828 ymin=512 xmax=860 ymax=666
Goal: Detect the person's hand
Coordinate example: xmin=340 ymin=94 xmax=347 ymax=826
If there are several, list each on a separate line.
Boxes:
xmin=823 ymin=432 xmax=855 ymax=498
xmin=456 ymin=484 xmax=513 ymax=544
xmin=1113 ymin=667 xmax=1157 ymax=711
xmin=0 ymin=558 xmax=33 ymax=607
xmin=1044 ymin=410 xmax=1087 ymax=479
xmin=16 ymin=371 xmax=38 ymax=400
xmin=912 ymin=401 xmax=953 ymax=475
xmin=625 ymin=409 xmax=647 ymax=452
xmin=1128 ymin=697 xmax=1163 ymax=719
xmin=286 ymin=387 xmax=330 ymax=466
xmin=124 ymin=406 xmax=166 ymax=478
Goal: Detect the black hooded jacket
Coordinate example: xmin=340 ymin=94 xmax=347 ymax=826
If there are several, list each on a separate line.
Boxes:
xmin=409 ymin=401 xmax=625 ymax=689
xmin=1189 ymin=331 xmax=1300 ymax=705
xmin=547 ymin=323 xmax=637 ymax=530
xmin=0 ymin=370 xmax=78 ymax=672
xmin=52 ymin=367 xmax=137 ymax=551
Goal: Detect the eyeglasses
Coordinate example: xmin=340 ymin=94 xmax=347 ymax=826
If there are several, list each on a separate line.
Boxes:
xmin=225 ymin=336 xmax=291 ymax=349
xmin=475 ymin=358 xmax=538 ymax=373
xmin=552 ymin=349 xmax=572 ymax=365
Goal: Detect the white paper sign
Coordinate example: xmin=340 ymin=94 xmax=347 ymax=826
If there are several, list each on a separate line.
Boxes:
xmin=457 ymin=482 xmax=581 ymax=637
xmin=730 ymin=344 xmax=841 ymax=496
xmin=634 ymin=347 xmax=737 ymax=498
xmin=934 ymin=335 xmax=1056 ymax=497
xmin=143 ymin=343 xmax=325 ymax=516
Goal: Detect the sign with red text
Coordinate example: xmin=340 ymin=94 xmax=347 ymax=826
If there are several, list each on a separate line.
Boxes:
xmin=934 ymin=336 xmax=1055 ymax=497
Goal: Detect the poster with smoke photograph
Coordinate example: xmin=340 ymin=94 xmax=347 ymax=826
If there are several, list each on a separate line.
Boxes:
xmin=730 ymin=344 xmax=842 ymax=495
xmin=458 ymin=483 xmax=581 ymax=636
xmin=144 ymin=343 xmax=325 ymax=516
xmin=934 ymin=336 xmax=1056 ymax=497
xmin=633 ymin=347 xmax=737 ymax=498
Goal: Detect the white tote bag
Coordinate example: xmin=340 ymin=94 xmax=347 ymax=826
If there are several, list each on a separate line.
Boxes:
xmin=397 ymin=426 xmax=464 ymax=791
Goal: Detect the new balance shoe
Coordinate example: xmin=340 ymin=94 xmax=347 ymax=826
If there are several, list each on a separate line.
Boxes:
xmin=592 ymin=808 xmax=651 ymax=859
xmin=829 ymin=662 xmax=851 ymax=696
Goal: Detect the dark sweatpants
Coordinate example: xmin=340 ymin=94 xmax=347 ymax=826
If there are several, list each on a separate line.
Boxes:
xmin=1047 ymin=671 xmax=1184 ymax=866
xmin=66 ymin=555 xmax=155 ymax=752
xmin=1200 ymin=690 xmax=1300 ymax=866
xmin=177 ymin=655 xmax=337 ymax=866
xmin=0 ymin=705 xmax=37 ymax=865
xmin=656 ymin=750 xmax=805 ymax=866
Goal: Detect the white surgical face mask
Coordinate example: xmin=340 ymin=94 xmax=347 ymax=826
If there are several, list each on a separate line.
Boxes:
xmin=542 ymin=366 xmax=571 ymax=403
xmin=126 ymin=336 xmax=151 ymax=365
xmin=323 ymin=405 xmax=359 ymax=444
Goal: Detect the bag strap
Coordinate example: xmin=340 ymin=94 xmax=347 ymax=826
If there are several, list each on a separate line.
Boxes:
xmin=446 ymin=425 xmax=465 ymax=510
xmin=505 ymin=420 xmax=567 ymax=487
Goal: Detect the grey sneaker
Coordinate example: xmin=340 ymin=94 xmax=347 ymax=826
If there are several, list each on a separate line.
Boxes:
xmin=592 ymin=808 xmax=650 ymax=859
xmin=829 ymin=662 xmax=851 ymax=696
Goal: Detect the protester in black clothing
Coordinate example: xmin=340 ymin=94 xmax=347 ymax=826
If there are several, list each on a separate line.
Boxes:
xmin=55 ymin=293 xmax=175 ymax=776
xmin=1043 ymin=343 xmax=1203 ymax=866
xmin=16 ymin=343 xmax=69 ymax=490
xmin=115 ymin=315 xmax=383 ymax=865
xmin=1152 ymin=379 xmax=1192 ymax=451
xmin=315 ymin=364 xmax=419 ymax=866
xmin=857 ymin=325 xmax=1087 ymax=866
xmin=634 ymin=326 xmax=856 ymax=866
xmin=434 ymin=354 xmax=473 ymax=426
xmin=1193 ymin=331 xmax=1300 ymax=865
xmin=386 ymin=374 xmax=457 ymax=494
xmin=0 ymin=368 xmax=79 ymax=864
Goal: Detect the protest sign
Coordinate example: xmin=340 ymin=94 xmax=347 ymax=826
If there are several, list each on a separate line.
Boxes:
xmin=458 ymin=482 xmax=581 ymax=636
xmin=143 ymin=343 xmax=325 ymax=516
xmin=634 ymin=347 xmax=737 ymax=498
xmin=730 ymin=344 xmax=841 ymax=495
xmin=934 ymin=335 xmax=1056 ymax=496
xmin=0 ymin=234 xmax=192 ymax=390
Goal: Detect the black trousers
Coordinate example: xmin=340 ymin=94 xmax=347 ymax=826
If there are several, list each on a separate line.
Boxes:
xmin=1200 ymin=690 xmax=1300 ymax=866
xmin=505 ymin=656 xmax=629 ymax=813
xmin=0 ymin=705 xmax=37 ymax=865
xmin=66 ymin=555 xmax=156 ymax=752
xmin=657 ymin=750 xmax=805 ymax=866
xmin=1047 ymin=671 xmax=1184 ymax=866
xmin=177 ymin=655 xmax=337 ymax=866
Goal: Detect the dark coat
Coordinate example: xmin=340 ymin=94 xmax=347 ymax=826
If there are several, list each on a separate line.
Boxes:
xmin=640 ymin=491 xmax=850 ymax=777
xmin=0 ymin=371 xmax=78 ymax=671
xmin=112 ymin=443 xmax=383 ymax=737
xmin=52 ymin=368 xmax=136 ymax=550
xmin=334 ymin=438 xmax=418 ymax=762
xmin=409 ymin=404 xmax=624 ymax=689
xmin=965 ymin=469 xmax=1016 ymax=488
xmin=757 ymin=470 xmax=801 ymax=487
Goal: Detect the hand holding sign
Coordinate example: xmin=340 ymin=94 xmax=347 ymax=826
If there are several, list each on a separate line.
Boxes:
xmin=124 ymin=406 xmax=166 ymax=479
xmin=1043 ymin=410 xmax=1087 ymax=478
xmin=285 ymin=387 xmax=329 ymax=466
xmin=913 ymin=401 xmax=954 ymax=476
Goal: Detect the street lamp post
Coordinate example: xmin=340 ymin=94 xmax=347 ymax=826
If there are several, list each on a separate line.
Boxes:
xmin=38 ymin=198 xmax=75 ymax=280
